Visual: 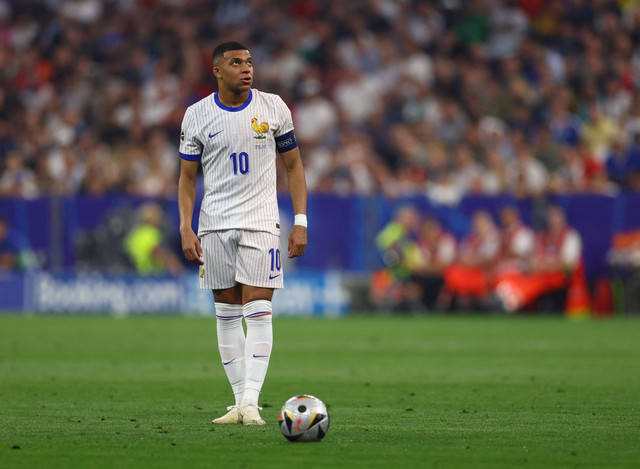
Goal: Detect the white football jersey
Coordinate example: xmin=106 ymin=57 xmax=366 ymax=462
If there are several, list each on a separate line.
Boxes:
xmin=179 ymin=89 xmax=294 ymax=236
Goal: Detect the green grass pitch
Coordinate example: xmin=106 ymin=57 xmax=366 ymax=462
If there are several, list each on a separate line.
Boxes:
xmin=1 ymin=314 xmax=639 ymax=468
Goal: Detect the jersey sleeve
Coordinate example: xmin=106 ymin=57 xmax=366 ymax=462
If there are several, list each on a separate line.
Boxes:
xmin=273 ymin=95 xmax=295 ymax=137
xmin=179 ymin=108 xmax=203 ymax=161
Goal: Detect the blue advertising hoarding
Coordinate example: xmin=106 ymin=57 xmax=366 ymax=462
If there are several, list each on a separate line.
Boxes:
xmin=0 ymin=270 xmax=350 ymax=316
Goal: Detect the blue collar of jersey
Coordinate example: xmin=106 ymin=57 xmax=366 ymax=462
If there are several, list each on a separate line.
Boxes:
xmin=214 ymin=89 xmax=253 ymax=112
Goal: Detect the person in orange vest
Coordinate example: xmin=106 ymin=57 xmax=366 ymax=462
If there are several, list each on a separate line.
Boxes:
xmin=494 ymin=205 xmax=586 ymax=313
xmin=441 ymin=210 xmax=500 ymax=310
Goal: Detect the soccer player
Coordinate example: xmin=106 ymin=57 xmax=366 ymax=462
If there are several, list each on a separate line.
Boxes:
xmin=178 ymin=42 xmax=308 ymax=425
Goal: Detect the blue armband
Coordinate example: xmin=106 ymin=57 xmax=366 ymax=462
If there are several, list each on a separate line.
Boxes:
xmin=275 ymin=130 xmax=298 ymax=153
xmin=179 ymin=152 xmax=201 ymax=161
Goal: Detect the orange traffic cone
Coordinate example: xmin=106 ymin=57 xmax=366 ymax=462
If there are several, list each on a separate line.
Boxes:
xmin=565 ymin=262 xmax=590 ymax=318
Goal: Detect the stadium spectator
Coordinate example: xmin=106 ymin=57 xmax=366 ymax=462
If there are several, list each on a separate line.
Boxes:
xmin=495 ymin=204 xmax=535 ymax=274
xmin=487 ymin=204 xmax=536 ymax=309
xmin=582 ymin=103 xmax=620 ymax=160
xmin=506 ymin=144 xmax=549 ymax=198
xmin=0 ymin=216 xmax=37 ymax=272
xmin=605 ymin=133 xmax=640 ymax=190
xmin=0 ymin=152 xmax=39 ymax=199
xmin=494 ymin=205 xmax=586 ymax=313
xmin=549 ymin=144 xmax=583 ymax=193
xmin=293 ymin=79 xmax=338 ymax=146
xmin=451 ymin=143 xmax=485 ymax=195
xmin=409 ymin=216 xmax=457 ymax=310
xmin=441 ymin=210 xmax=501 ymax=310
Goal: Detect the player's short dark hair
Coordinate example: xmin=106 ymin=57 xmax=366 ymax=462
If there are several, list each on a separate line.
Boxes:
xmin=212 ymin=41 xmax=249 ymax=65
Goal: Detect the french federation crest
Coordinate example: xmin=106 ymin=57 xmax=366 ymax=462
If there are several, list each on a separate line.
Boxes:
xmin=251 ymin=117 xmax=269 ymax=139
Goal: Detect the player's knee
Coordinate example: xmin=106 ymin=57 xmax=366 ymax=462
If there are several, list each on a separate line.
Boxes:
xmin=251 ymin=341 xmax=271 ymax=360
xmin=218 ymin=345 xmax=236 ymax=363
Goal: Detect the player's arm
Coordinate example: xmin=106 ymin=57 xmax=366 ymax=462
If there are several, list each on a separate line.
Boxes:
xmin=178 ymin=159 xmax=204 ymax=265
xmin=280 ymin=145 xmax=308 ymax=259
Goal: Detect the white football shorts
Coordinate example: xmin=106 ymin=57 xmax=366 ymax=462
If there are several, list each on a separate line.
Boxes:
xmin=199 ymin=230 xmax=284 ymax=290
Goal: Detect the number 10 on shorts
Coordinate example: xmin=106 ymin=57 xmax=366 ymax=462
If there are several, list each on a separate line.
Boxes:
xmin=269 ymin=248 xmax=281 ymax=277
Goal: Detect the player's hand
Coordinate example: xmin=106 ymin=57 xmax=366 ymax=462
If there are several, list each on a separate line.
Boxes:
xmin=180 ymin=228 xmax=204 ymax=265
xmin=288 ymin=225 xmax=307 ymax=258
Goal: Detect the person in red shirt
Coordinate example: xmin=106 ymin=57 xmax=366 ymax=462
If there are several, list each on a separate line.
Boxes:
xmin=409 ymin=216 xmax=457 ymax=309
xmin=442 ymin=210 xmax=500 ymax=309
xmin=493 ymin=204 xmax=535 ymax=277
xmin=494 ymin=205 xmax=583 ymax=312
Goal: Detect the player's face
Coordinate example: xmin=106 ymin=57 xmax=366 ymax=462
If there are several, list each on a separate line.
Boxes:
xmin=214 ymin=50 xmax=253 ymax=93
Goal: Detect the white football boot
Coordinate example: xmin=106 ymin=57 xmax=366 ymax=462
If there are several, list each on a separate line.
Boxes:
xmin=239 ymin=404 xmax=265 ymax=425
xmin=212 ymin=405 xmax=242 ymax=424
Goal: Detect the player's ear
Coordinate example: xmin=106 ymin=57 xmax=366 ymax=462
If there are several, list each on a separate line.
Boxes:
xmin=213 ymin=65 xmax=221 ymax=79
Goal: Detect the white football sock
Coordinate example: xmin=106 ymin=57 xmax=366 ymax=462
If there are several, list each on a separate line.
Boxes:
xmin=241 ymin=300 xmax=273 ymax=406
xmin=215 ymin=302 xmax=245 ymax=405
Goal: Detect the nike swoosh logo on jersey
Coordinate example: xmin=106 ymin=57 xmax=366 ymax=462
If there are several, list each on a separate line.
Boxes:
xmin=269 ymin=274 xmax=281 ymax=280
xmin=253 ymin=354 xmax=269 ymax=358
xmin=208 ymin=130 xmax=223 ymax=138
xmin=222 ymin=358 xmax=236 ymax=365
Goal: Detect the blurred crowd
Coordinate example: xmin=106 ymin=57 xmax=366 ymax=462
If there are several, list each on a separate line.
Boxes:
xmin=372 ymin=203 xmax=589 ymax=313
xmin=2 ymin=0 xmax=640 ymax=200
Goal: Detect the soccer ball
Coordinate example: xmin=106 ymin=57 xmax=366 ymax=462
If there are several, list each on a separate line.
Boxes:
xmin=278 ymin=395 xmax=330 ymax=442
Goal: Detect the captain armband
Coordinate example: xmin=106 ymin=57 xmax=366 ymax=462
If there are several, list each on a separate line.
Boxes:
xmin=275 ymin=130 xmax=298 ymax=153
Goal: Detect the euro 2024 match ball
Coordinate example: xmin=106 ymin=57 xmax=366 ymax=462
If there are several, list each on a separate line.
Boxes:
xmin=278 ymin=395 xmax=330 ymax=442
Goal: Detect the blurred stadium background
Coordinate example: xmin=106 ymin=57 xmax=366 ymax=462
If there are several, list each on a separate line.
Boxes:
xmin=2 ymin=0 xmax=640 ymax=316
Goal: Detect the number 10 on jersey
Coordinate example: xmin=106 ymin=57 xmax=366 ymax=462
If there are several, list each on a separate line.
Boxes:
xmin=230 ymin=152 xmax=249 ymax=175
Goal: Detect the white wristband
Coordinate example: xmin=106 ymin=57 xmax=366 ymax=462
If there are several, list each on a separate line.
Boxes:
xmin=294 ymin=214 xmax=308 ymax=228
